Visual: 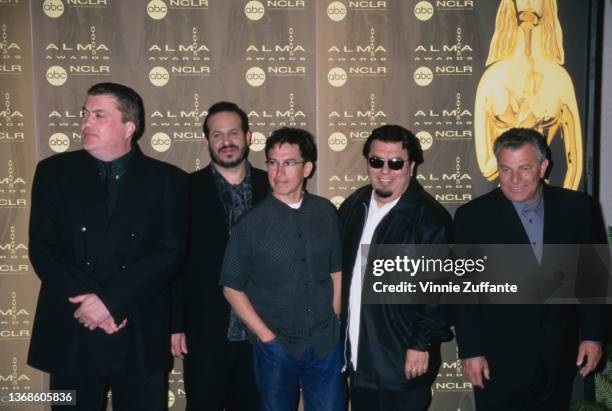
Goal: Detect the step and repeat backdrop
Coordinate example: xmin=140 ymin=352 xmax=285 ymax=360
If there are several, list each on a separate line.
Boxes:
xmin=0 ymin=0 xmax=600 ymax=410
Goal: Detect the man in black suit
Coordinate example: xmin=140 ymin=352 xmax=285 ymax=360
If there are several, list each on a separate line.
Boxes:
xmin=28 ymin=82 xmax=188 ymax=411
xmin=454 ymin=128 xmax=606 ymax=411
xmin=171 ymin=102 xmax=268 ymax=411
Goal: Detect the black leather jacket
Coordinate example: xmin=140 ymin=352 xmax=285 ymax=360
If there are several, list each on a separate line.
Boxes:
xmin=338 ymin=180 xmax=453 ymax=391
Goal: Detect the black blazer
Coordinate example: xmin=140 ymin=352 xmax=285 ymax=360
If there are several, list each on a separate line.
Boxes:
xmin=453 ymin=185 xmax=606 ymax=409
xmin=172 ymin=165 xmax=269 ymax=355
xmin=28 ymin=147 xmax=188 ymax=377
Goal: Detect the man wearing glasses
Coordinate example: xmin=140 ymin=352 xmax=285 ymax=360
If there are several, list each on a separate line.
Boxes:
xmin=220 ymin=127 xmax=345 ymax=411
xmin=338 ymin=125 xmax=452 ymax=411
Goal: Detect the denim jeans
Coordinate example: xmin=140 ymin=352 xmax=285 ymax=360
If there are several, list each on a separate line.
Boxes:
xmin=252 ymin=339 xmax=346 ymax=411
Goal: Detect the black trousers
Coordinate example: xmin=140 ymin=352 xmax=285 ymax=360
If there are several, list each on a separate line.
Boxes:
xmin=50 ymin=372 xmax=166 ymax=411
xmin=349 ymin=380 xmax=430 ymax=411
xmin=184 ymin=339 xmax=259 ymax=411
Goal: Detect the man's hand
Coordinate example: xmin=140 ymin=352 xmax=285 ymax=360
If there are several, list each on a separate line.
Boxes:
xmin=462 ymin=357 xmax=490 ymax=388
xmin=258 ymin=329 xmax=276 ymax=344
xmin=98 ymin=317 xmax=127 ymax=335
xmin=171 ymin=333 xmax=188 ymax=359
xmin=577 ymin=341 xmax=602 ymax=377
xmin=405 ymin=349 xmax=429 ymax=379
xmin=69 ymin=294 xmax=112 ymax=329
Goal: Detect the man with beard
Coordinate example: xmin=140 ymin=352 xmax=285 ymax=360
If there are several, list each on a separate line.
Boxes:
xmin=338 ymin=125 xmax=452 ymax=411
xmin=172 ymin=102 xmax=269 ymax=410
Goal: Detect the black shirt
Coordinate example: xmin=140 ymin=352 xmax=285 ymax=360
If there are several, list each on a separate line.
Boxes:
xmin=220 ymin=192 xmax=342 ymax=359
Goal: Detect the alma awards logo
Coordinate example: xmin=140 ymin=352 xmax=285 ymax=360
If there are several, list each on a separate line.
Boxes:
xmin=0 ymin=92 xmax=25 ymax=143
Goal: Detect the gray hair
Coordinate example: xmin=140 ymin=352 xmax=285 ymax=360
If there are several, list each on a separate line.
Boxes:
xmin=493 ymin=128 xmax=548 ymax=163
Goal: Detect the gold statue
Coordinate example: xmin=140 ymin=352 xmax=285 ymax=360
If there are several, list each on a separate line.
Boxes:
xmin=474 ymin=0 xmax=582 ymax=189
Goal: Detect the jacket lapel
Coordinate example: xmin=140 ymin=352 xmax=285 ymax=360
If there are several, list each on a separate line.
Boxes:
xmin=493 ymin=188 xmax=532 ymax=244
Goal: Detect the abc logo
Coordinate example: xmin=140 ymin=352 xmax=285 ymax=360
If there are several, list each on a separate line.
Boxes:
xmin=46 ymin=65 xmax=67 ymax=86
xmin=413 ymin=66 xmax=433 ymax=86
xmin=151 ymin=132 xmax=171 ymax=152
xmin=246 ymin=66 xmax=266 ymax=87
xmin=43 ymin=0 xmax=64 ymax=18
xmin=147 ymin=0 xmax=168 ymax=20
xmin=328 ymin=132 xmax=347 ymax=152
xmin=414 ymin=1 xmax=434 ymax=21
xmin=327 ymin=67 xmax=347 ymax=87
xmin=330 ymin=196 xmax=345 ymax=209
xmin=327 ymin=1 xmax=347 ymax=22
xmin=244 ymin=1 xmax=265 ymax=21
xmin=416 ymin=131 xmax=433 ymax=150
xmin=249 ymin=131 xmax=266 ymax=152
xmin=149 ymin=66 xmax=170 ymax=87
xmin=49 ymin=133 xmax=70 ymax=153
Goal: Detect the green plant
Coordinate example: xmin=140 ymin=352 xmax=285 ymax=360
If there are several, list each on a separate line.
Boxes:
xmin=571 ymin=343 xmax=612 ymax=410
xmin=569 ymin=400 xmax=607 ymax=411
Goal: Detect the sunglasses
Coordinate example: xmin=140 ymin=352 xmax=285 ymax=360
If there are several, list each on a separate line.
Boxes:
xmin=368 ymin=156 xmax=410 ymax=171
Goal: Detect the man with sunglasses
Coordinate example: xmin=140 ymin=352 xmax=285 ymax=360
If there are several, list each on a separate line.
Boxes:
xmin=220 ymin=127 xmax=345 ymax=411
xmin=338 ymin=125 xmax=452 ymax=411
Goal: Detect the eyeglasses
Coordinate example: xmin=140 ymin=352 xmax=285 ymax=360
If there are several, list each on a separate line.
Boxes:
xmin=368 ymin=156 xmax=410 ymax=171
xmin=265 ymin=159 xmax=305 ymax=169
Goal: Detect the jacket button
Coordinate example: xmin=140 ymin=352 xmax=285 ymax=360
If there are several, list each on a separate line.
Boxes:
xmin=121 ymin=264 xmax=127 ymax=269
xmin=85 ymin=261 xmax=91 ymax=267
xmin=130 ymin=233 xmax=137 ymax=239
xmin=81 ymin=226 xmax=87 ymax=232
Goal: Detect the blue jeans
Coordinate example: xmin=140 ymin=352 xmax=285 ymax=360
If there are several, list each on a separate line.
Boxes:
xmin=252 ymin=339 xmax=346 ymax=411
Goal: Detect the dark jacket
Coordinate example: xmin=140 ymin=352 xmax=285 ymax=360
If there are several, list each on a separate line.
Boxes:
xmin=172 ymin=165 xmax=269 ymax=356
xmin=28 ymin=147 xmax=188 ymax=376
xmin=453 ymin=185 xmax=606 ymax=410
xmin=338 ymin=180 xmax=453 ymax=391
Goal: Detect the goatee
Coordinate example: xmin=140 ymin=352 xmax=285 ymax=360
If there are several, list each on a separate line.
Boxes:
xmin=209 ymin=144 xmax=249 ymax=168
xmin=374 ymin=189 xmax=392 ymax=199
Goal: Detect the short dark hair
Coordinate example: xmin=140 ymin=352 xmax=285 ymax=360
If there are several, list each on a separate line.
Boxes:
xmin=87 ymin=82 xmax=144 ymax=143
xmin=203 ymin=101 xmax=249 ymax=138
xmin=493 ymin=128 xmax=549 ymax=163
xmin=265 ymin=127 xmax=317 ymax=164
xmin=362 ymin=124 xmax=423 ymax=165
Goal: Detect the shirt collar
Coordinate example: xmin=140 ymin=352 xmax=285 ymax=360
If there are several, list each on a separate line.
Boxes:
xmin=92 ymin=149 xmax=134 ymax=179
xmin=211 ymin=161 xmax=252 ymax=189
xmin=512 ymin=186 xmax=544 ymax=214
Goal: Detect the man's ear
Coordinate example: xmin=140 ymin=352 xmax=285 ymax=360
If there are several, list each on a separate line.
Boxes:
xmin=303 ymin=161 xmax=314 ymax=178
xmin=124 ymin=121 xmax=136 ymax=140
